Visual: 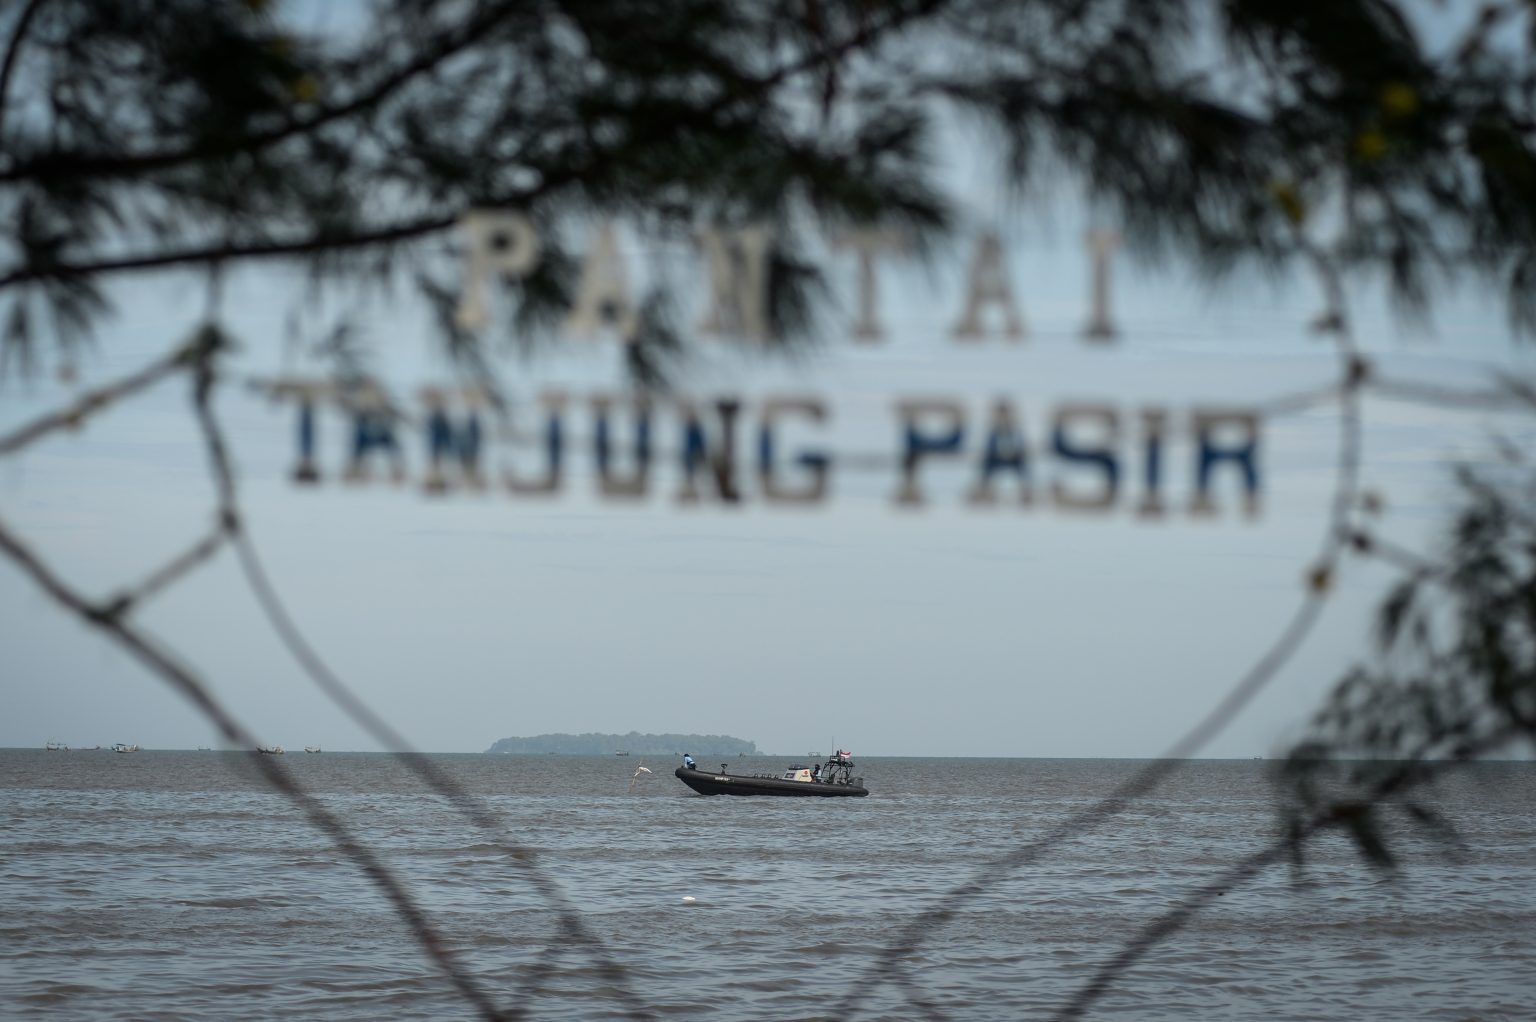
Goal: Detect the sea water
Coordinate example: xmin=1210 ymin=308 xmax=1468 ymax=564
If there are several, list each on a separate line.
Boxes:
xmin=2 ymin=751 xmax=1533 ymax=1021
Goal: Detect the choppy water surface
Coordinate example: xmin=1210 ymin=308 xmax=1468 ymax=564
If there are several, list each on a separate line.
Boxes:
xmin=2 ymin=751 xmax=1533 ymax=1020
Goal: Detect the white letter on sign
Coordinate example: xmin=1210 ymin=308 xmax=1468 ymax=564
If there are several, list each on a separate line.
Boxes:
xmin=1083 ymin=229 xmax=1120 ymax=342
xmin=835 ymin=228 xmax=903 ymax=342
xmin=697 ymin=226 xmax=773 ymax=342
xmin=564 ymin=223 xmax=638 ymax=341
xmin=455 ymin=210 xmax=543 ymax=331
xmin=951 ymin=232 xmax=1025 ymax=341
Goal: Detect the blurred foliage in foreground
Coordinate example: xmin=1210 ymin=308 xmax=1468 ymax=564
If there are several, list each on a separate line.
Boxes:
xmin=4 ymin=0 xmax=1536 ymax=382
xmin=6 ymin=0 xmax=1536 ymax=881
xmin=1279 ymin=434 xmax=1536 ymax=869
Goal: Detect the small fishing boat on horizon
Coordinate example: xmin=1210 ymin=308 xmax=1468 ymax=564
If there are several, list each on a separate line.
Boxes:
xmin=675 ymin=751 xmax=868 ymax=797
xmin=112 ymin=743 xmax=140 ymax=753
xmin=257 ymin=746 xmax=285 ymax=755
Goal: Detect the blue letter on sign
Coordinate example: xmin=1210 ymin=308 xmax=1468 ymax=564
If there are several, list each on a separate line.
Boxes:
xmin=424 ymin=402 xmax=483 ymax=494
xmin=1051 ymin=405 xmax=1119 ymax=510
xmin=895 ymin=400 xmax=965 ymax=506
xmin=1192 ymin=411 xmax=1260 ymax=517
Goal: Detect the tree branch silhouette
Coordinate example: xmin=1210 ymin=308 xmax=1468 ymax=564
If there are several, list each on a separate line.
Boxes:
xmin=0 ymin=1 xmax=528 ymax=184
xmin=838 ymin=227 xmax=1368 ymax=1018
xmin=1050 ymin=725 xmax=1521 ymax=1021
xmin=5 ymin=2 xmax=1536 ymax=1019
xmin=0 ymin=340 xmax=194 ymax=455
xmin=0 ymin=502 xmax=511 ymax=1022
xmin=0 ymin=0 xmax=48 ymax=143
xmin=183 ymin=325 xmax=654 ymax=1019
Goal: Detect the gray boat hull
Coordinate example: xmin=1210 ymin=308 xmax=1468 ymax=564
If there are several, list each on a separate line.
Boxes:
xmin=674 ymin=766 xmax=868 ymax=797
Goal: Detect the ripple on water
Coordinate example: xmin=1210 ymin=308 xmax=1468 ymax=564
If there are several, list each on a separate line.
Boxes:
xmin=2 ymin=754 xmax=1534 ymax=1021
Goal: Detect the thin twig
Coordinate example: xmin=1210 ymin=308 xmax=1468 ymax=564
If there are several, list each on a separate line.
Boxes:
xmin=845 ymin=226 xmax=1368 ymax=1019
xmin=0 ymin=0 xmax=529 ymax=184
xmin=0 ymin=0 xmax=945 ymax=292
xmin=187 ymin=324 xmax=239 ymax=525
xmin=1498 ymin=373 xmax=1536 ymax=411
xmin=103 ymin=526 xmax=229 ymax=617
xmin=1049 ymin=727 xmax=1520 ymax=1021
xmin=190 ymin=343 xmax=654 ymax=1020
xmin=1055 ymin=838 xmax=1290 ymax=1021
xmin=0 ymin=0 xmax=49 ymax=143
xmin=1047 ymin=233 xmax=1377 ymax=1022
xmin=1253 ymin=380 xmax=1342 ymax=417
xmin=0 ymin=341 xmax=192 ymax=456
xmin=231 ymin=526 xmax=655 ymax=1021
xmin=1348 ymin=529 xmax=1439 ymax=576
xmin=837 ymin=590 xmax=1334 ymax=1019
xmin=0 ymin=214 xmax=458 ymax=291
xmin=0 ymin=511 xmax=509 ymax=1022
xmin=1367 ymin=376 xmax=1533 ymax=411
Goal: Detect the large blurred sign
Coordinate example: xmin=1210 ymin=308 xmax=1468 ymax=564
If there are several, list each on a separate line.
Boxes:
xmin=260 ymin=216 xmax=1263 ymax=519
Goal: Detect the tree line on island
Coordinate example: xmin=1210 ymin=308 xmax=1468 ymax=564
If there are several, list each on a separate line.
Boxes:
xmin=484 ymin=732 xmax=757 ymax=756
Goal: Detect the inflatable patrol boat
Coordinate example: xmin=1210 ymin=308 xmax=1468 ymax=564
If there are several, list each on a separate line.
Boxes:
xmin=674 ymin=751 xmax=868 ymax=797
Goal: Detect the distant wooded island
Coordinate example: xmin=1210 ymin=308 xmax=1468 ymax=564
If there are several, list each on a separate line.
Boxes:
xmin=484 ymin=732 xmax=758 ymax=756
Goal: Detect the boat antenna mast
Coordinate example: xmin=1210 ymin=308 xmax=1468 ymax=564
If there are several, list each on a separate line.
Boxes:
xmin=820 ymin=745 xmax=857 ymax=786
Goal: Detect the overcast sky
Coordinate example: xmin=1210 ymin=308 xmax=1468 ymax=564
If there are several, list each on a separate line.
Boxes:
xmin=4 ymin=8 xmax=1535 ymax=759
xmin=6 ymin=208 xmax=1531 ymax=759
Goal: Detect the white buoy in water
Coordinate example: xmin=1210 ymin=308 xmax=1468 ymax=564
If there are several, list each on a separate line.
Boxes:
xmin=681 ymin=896 xmax=696 ymax=904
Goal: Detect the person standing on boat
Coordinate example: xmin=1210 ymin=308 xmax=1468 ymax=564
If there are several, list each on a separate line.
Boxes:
xmin=682 ymin=753 xmax=696 ymax=771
